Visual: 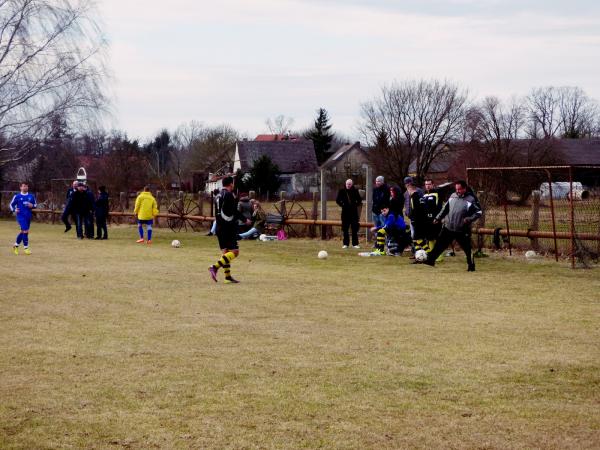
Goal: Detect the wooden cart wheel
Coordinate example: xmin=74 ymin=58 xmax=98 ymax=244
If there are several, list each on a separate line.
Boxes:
xmin=167 ymin=198 xmax=202 ymax=232
xmin=272 ymin=200 xmax=309 ymax=237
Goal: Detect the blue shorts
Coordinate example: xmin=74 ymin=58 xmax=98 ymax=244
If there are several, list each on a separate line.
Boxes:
xmin=138 ymin=219 xmax=153 ymax=225
xmin=17 ymin=216 xmax=31 ymax=231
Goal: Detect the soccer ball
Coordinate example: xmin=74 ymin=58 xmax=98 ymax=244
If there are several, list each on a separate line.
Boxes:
xmin=171 ymin=239 xmax=181 ymax=248
xmin=259 ymin=234 xmax=268 ymax=241
xmin=415 ymin=249 xmax=428 ymax=262
xmin=318 ymin=250 xmax=328 ymax=259
xmin=525 ymin=250 xmax=538 ymax=259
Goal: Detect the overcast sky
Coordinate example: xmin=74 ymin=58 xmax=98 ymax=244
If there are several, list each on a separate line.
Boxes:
xmin=99 ymin=0 xmax=600 ymax=141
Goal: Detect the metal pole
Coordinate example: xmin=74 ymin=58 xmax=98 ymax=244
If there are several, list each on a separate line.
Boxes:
xmin=569 ymin=166 xmax=576 ymax=269
xmin=545 ymin=170 xmax=559 ymax=261
xmin=503 ymin=201 xmax=512 ymax=256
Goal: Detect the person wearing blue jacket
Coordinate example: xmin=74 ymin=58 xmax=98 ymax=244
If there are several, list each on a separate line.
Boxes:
xmin=95 ymin=186 xmax=109 ymax=239
xmin=10 ymin=182 xmax=37 ymax=255
xmin=369 ymin=206 xmax=407 ymax=256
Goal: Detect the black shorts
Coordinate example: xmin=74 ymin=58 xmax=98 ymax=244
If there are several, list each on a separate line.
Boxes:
xmin=216 ymin=225 xmax=238 ymax=251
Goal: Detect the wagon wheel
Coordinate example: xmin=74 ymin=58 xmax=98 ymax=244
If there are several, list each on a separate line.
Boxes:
xmin=272 ymin=200 xmax=309 ymax=237
xmin=167 ymin=198 xmax=202 ymax=232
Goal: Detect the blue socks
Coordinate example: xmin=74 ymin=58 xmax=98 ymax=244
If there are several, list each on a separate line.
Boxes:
xmin=16 ymin=233 xmax=23 ymax=245
xmin=23 ymin=234 xmax=29 ymax=247
xmin=147 ymin=228 xmax=153 ymax=241
xmin=138 ymin=225 xmax=144 ymax=239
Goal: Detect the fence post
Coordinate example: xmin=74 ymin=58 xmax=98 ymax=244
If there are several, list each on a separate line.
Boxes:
xmin=279 ymin=191 xmax=287 ymax=219
xmin=320 ymin=169 xmax=328 ymax=240
xmin=529 ymin=190 xmax=541 ymax=251
xmin=364 ymin=164 xmax=373 ymax=242
xmin=310 ymin=191 xmax=318 ymax=238
xmin=119 ymin=192 xmax=126 ymax=210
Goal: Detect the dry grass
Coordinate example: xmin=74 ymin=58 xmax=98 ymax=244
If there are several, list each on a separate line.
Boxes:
xmin=1 ymin=220 xmax=599 ymax=449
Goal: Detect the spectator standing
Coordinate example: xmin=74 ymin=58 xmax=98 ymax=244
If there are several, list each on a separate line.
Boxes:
xmin=336 ymin=178 xmax=362 ymax=249
xmin=61 ymin=180 xmax=78 ymax=232
xmin=403 ymin=177 xmax=425 ymax=254
xmin=70 ymin=182 xmax=92 ymax=239
xmin=95 ymin=186 xmax=109 ymax=239
xmin=420 ymin=178 xmax=444 ymax=253
xmin=372 ymin=175 xmax=390 ymax=228
xmin=389 ymin=185 xmax=404 ymax=217
xmin=84 ymin=184 xmax=95 ymax=239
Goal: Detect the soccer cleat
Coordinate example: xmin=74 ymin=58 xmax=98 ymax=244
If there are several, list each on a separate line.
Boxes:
xmin=369 ymin=249 xmax=385 ymax=256
xmin=136 ymin=238 xmax=145 ymax=243
xmin=13 ymin=245 xmax=18 ymax=255
xmin=342 ymin=245 xmax=348 ymax=249
xmin=467 ymin=263 xmax=476 ymax=272
xmin=64 ymin=225 xmax=72 ymax=233
xmin=146 ymin=240 xmax=152 ymax=245
xmin=24 ymin=248 xmax=31 ymax=255
xmin=208 ymin=266 xmax=218 ymax=282
xmin=224 ymin=277 xmax=240 ymax=284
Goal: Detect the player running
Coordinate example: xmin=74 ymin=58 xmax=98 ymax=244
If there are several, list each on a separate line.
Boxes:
xmin=10 ymin=182 xmax=37 ymax=255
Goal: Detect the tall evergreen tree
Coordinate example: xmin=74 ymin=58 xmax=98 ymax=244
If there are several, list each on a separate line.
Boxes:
xmin=304 ymin=108 xmax=334 ymax=164
xmin=247 ymin=155 xmax=281 ymax=199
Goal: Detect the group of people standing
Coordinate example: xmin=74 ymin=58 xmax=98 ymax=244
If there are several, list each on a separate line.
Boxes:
xmin=61 ymin=180 xmax=110 ymax=240
xmin=337 ymin=175 xmax=483 ymax=271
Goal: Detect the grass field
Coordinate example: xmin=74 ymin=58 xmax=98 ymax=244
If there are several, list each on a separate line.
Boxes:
xmin=1 ymin=220 xmax=599 ymax=449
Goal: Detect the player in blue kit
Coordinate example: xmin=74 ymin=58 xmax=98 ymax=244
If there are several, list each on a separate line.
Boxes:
xmin=10 ymin=182 xmax=37 ymax=255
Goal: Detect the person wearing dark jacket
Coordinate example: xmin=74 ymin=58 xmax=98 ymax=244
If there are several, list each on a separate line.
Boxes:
xmin=61 ymin=180 xmax=78 ymax=232
xmin=389 ymin=185 xmax=404 ymax=217
xmin=372 ymin=175 xmax=390 ymax=228
xmin=424 ymin=180 xmax=483 ymax=271
xmin=83 ymin=185 xmax=95 ymax=238
xmin=336 ymin=178 xmax=362 ymax=248
xmin=420 ymin=179 xmax=444 ymax=252
xmin=95 ymin=186 xmax=109 ymax=239
xmin=237 ymin=194 xmax=252 ymax=233
xmin=70 ymin=183 xmax=93 ymax=239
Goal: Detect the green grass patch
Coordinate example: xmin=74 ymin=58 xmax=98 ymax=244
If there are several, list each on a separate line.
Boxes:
xmin=1 ymin=220 xmax=599 ymax=448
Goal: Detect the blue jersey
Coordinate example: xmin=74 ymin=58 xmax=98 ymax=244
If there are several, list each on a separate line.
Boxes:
xmin=380 ymin=212 xmax=406 ymax=232
xmin=10 ymin=192 xmax=37 ymax=218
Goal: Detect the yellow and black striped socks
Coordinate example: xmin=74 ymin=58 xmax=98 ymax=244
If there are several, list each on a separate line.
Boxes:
xmin=214 ymin=251 xmax=237 ymax=280
xmin=376 ymin=229 xmax=386 ymax=252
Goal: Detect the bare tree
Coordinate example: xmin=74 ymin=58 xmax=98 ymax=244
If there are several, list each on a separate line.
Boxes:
xmin=359 ymin=79 xmax=467 ymax=182
xmin=265 ymin=114 xmax=294 ymax=135
xmin=527 ymin=86 xmax=598 ymax=139
xmin=557 ymin=87 xmax=597 ymax=138
xmin=172 ymin=122 xmax=238 ymax=175
xmin=526 ymin=87 xmax=562 ymax=138
xmin=0 ymin=0 xmax=108 ymax=167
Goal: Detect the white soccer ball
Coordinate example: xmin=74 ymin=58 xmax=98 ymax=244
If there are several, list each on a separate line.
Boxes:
xmin=415 ymin=249 xmax=428 ymax=262
xmin=318 ymin=250 xmax=328 ymax=259
xmin=525 ymin=250 xmax=538 ymax=259
xmin=171 ymin=239 xmax=181 ymax=248
xmin=259 ymin=234 xmax=267 ymax=241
